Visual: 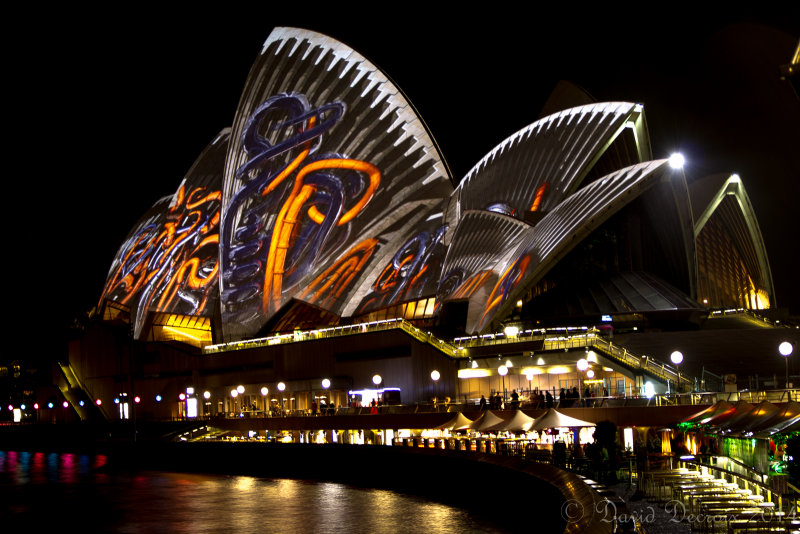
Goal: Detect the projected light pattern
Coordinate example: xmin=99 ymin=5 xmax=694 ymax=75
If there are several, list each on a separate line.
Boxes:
xmin=355 ymin=225 xmax=448 ymax=314
xmin=98 ymin=27 xmax=773 ymax=344
xmin=474 ymin=160 xmax=681 ymax=332
xmin=99 ymin=184 xmax=221 ymax=337
xmin=99 ymin=131 xmax=227 ymax=338
xmin=220 ymin=93 xmax=380 ymax=327
xmin=218 ymin=27 xmax=452 ymax=341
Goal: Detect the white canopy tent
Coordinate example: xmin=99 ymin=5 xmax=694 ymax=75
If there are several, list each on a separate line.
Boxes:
xmin=529 ymin=408 xmax=595 ymax=431
xmin=492 ymin=410 xmax=535 ymax=432
xmin=437 ymin=412 xmax=474 ymax=431
xmin=469 ymin=411 xmax=505 ymax=431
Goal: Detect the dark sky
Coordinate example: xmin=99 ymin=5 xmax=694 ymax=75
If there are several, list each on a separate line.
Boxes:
xmin=7 ymin=7 xmax=798 ymax=360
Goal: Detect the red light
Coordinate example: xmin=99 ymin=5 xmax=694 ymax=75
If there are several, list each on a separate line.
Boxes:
xmin=96 ymin=399 xmax=102 ymax=406
xmin=33 ymin=403 xmax=39 ymax=410
xmin=134 ymin=396 xmax=141 ymax=403
xmin=179 ymin=393 xmax=186 ymax=401
xmin=62 ymin=401 xmax=69 ymax=408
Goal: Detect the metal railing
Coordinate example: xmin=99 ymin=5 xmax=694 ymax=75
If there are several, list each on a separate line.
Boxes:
xmin=204 ymin=319 xmax=696 ymax=391
xmin=592 ymin=338 xmax=694 ymax=390
xmin=203 ymin=318 xmax=458 ymax=355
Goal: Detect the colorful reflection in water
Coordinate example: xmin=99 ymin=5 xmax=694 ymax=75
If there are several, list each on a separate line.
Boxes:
xmin=0 ymin=451 xmax=506 ymax=533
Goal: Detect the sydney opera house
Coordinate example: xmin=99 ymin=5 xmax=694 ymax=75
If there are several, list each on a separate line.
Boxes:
xmin=62 ymin=27 xmax=788 ymax=422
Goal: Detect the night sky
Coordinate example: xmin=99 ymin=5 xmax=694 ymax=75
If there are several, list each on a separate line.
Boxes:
xmin=8 ymin=7 xmax=798 ymax=361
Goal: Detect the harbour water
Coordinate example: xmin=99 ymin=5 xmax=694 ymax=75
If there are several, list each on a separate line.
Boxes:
xmin=0 ymin=450 xmax=507 ymax=532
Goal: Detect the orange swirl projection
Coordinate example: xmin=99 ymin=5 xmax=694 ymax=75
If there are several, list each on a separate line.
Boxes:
xmin=449 ymin=270 xmax=494 ymax=301
xmin=298 ymin=238 xmax=379 ymax=309
xmin=529 ymin=182 xmax=549 ymax=212
xmin=479 ymin=255 xmax=531 ymax=328
xmin=98 ymin=185 xmax=221 ymax=321
xmin=261 ymin=156 xmax=381 ymax=314
xmin=261 ymin=115 xmax=316 ymax=198
xmin=304 ymin=159 xmax=381 ymax=225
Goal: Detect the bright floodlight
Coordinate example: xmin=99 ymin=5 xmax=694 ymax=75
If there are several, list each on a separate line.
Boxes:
xmin=321 ymin=378 xmax=331 ymax=389
xmin=230 ymin=389 xmax=238 ymax=398
xmin=260 ymin=386 xmax=268 ymax=396
xmin=277 ymin=382 xmax=286 ymax=392
xmin=498 ymin=365 xmax=508 ymax=376
xmin=587 ymin=370 xmax=595 ymax=379
xmin=779 ymin=341 xmax=793 ymax=357
xmin=577 ymin=359 xmax=589 ymax=372
xmin=372 ymin=374 xmax=382 ymax=386
xmin=236 ymin=385 xmax=245 ymax=394
xmin=668 ymin=153 xmax=685 ymax=169
xmin=430 ymin=370 xmax=440 ymax=381
xmin=670 ymin=351 xmax=684 ymax=365
xmin=644 ymin=382 xmax=655 ymax=399
xmin=205 ymin=391 xmax=212 ymax=399
xmin=504 ymin=326 xmax=519 ymax=337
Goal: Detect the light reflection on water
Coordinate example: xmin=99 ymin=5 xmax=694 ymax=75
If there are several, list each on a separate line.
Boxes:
xmin=0 ymin=451 xmax=506 ymax=533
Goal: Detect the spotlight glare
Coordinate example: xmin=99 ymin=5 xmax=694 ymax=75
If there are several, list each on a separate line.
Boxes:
xmin=668 ymin=153 xmax=685 ymax=169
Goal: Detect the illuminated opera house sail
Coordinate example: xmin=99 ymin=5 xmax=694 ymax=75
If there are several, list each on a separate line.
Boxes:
xmin=97 ymin=27 xmax=775 ymax=348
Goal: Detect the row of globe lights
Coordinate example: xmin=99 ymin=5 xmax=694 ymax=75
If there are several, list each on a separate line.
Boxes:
xmin=228 ymin=379 xmax=334 ymax=400
xmin=9 ymin=340 xmax=794 ymax=411
xmin=3 ymin=401 xmax=73 ymax=411
xmin=104 ymin=337 xmax=789 ymax=407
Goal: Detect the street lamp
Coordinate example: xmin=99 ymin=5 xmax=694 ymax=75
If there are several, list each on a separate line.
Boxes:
xmin=498 ymin=365 xmax=508 ymax=407
xmin=321 ymin=379 xmax=331 ymax=414
xmin=576 ymin=359 xmax=589 ymax=403
xmin=277 ymin=382 xmax=286 ymax=415
xmin=230 ymin=388 xmax=238 ymax=416
xmin=671 ymin=351 xmax=683 ymax=394
xmin=779 ymin=341 xmax=794 ymax=390
xmin=372 ymin=374 xmax=382 ymax=386
xmin=431 ymin=370 xmax=440 ymax=408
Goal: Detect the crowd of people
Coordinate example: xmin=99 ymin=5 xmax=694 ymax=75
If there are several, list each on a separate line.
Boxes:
xmin=478 ymin=385 xmax=610 ymax=410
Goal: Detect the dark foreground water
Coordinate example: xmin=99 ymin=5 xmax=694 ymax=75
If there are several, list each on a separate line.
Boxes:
xmin=0 ymin=450 xmax=507 ymax=533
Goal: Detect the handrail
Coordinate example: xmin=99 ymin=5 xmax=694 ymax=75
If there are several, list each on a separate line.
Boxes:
xmin=203 ymin=318 xmax=460 ymax=357
xmin=203 ymin=319 xmax=694 ymax=389
xmin=591 ymin=338 xmax=694 ymax=390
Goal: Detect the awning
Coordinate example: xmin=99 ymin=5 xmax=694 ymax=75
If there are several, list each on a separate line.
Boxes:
xmin=750 ymin=401 xmax=800 ymax=438
xmin=529 ymin=408 xmax=595 ymax=431
xmin=493 ymin=410 xmax=535 ymax=432
xmin=682 ymin=400 xmax=736 ymax=427
xmin=715 ymin=401 xmax=778 ymax=435
xmin=437 ymin=412 xmax=474 ymax=431
xmin=469 ymin=410 xmax=505 ymax=431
